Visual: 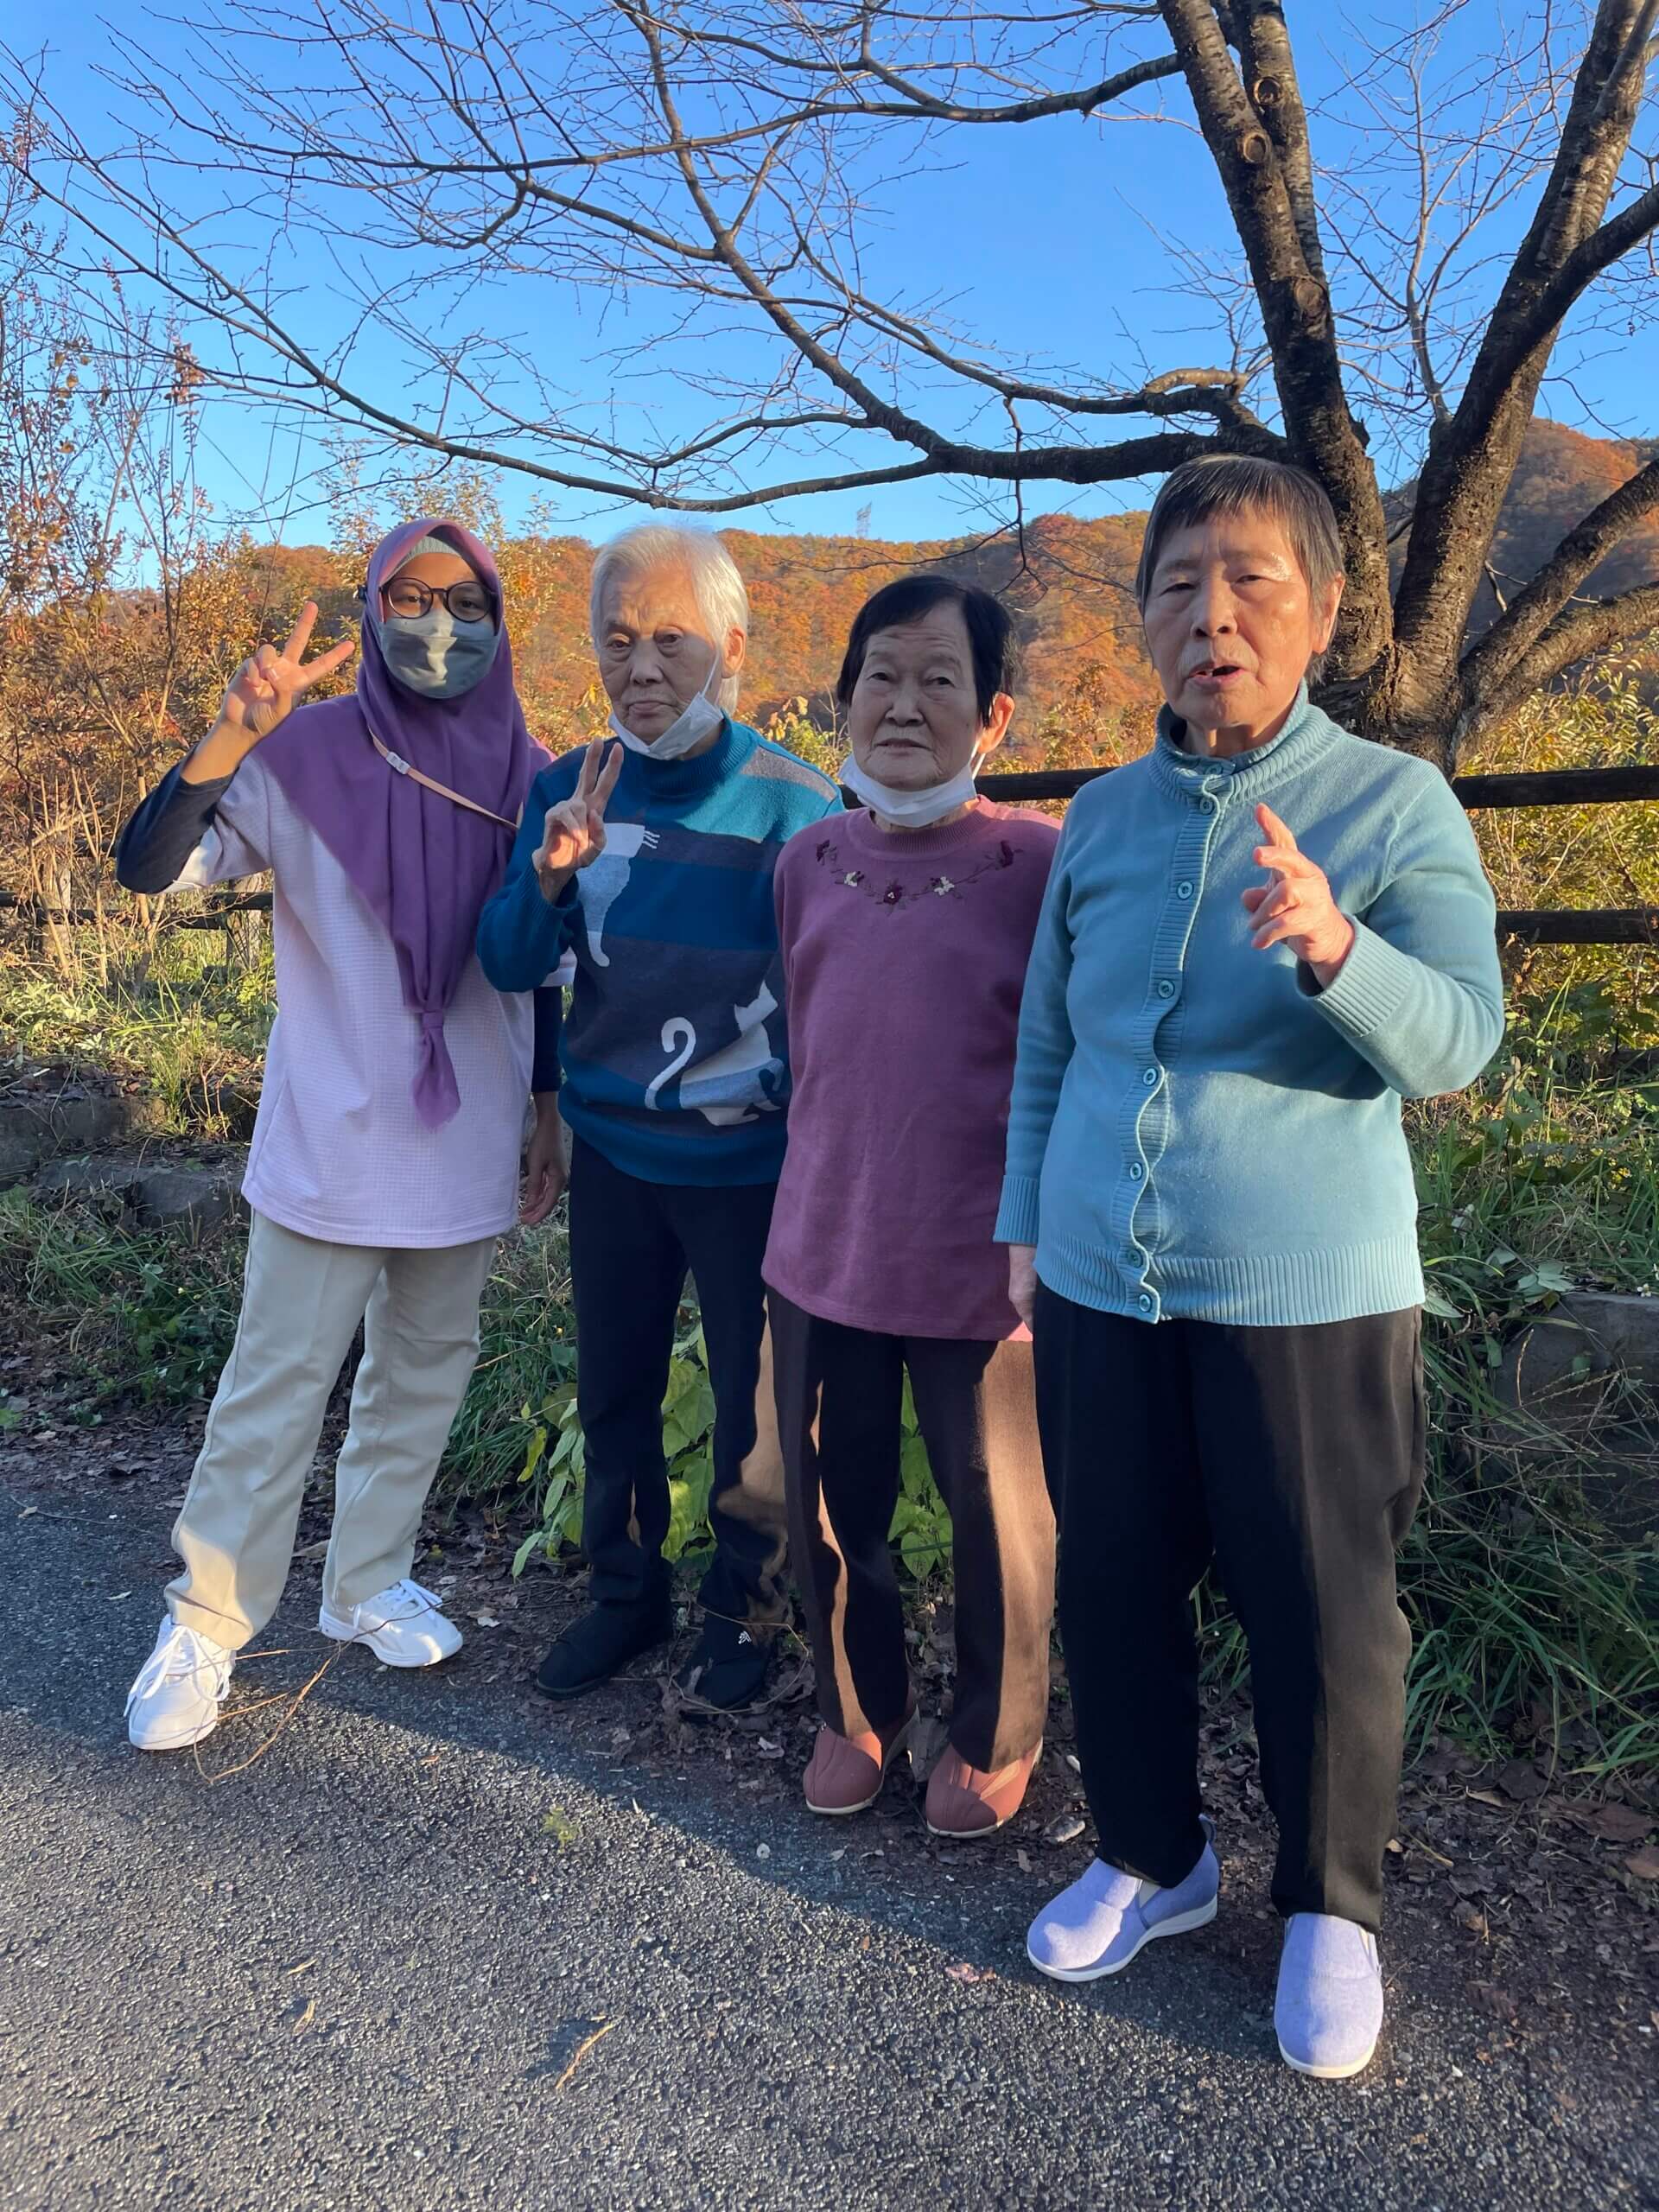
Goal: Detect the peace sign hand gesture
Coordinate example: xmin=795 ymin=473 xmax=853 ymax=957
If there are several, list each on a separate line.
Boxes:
xmin=1243 ymin=804 xmax=1355 ymax=988
xmin=219 ymin=602 xmax=356 ymax=742
xmin=533 ymin=737 xmax=623 ymax=903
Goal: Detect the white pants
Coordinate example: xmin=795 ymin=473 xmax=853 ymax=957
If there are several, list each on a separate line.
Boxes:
xmin=167 ymin=1212 xmax=497 ymax=1649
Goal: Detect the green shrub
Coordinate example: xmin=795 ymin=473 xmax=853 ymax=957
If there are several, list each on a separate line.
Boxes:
xmin=0 ymin=1189 xmax=243 ymax=1409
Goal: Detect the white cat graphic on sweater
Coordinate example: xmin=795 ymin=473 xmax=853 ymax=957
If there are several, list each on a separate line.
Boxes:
xmin=645 ymin=982 xmax=785 ymax=1127
xmin=576 ymin=823 xmax=660 ymax=968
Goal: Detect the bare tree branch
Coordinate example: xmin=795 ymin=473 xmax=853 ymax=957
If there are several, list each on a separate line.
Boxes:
xmin=1156 ymin=0 xmax=1390 ymax=676
xmin=7 ymin=0 xmax=1659 ymax=766
xmin=1475 ymin=577 xmax=1659 ymax=724
xmin=1392 ymin=0 xmax=1659 ymax=677
xmin=1460 ymin=452 xmax=1659 ymax=695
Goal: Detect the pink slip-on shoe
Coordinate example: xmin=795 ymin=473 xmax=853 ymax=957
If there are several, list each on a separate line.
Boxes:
xmin=925 ymin=1741 xmax=1042 ymax=1838
xmin=803 ymin=1710 xmax=915 ymax=1815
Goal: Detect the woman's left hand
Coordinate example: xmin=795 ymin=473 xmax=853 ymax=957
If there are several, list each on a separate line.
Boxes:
xmin=1243 ymin=804 xmax=1355 ymax=988
xmin=520 ymin=1093 xmax=568 ymax=1224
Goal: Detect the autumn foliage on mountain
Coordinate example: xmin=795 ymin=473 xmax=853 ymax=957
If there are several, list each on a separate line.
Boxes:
xmin=3 ymin=416 xmax=1656 ymax=925
xmin=421 ymin=418 xmax=1659 ymax=765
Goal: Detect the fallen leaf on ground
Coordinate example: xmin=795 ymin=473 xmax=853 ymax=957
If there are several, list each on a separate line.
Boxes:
xmin=945 ymin=1962 xmax=995 ymax=1983
xmin=474 ymin=1611 xmax=500 ymax=1629
xmin=1624 ymin=1848 xmax=1659 ymax=1881
xmin=293 ymin=1998 xmax=316 ymax=2036
xmin=1017 ymin=1850 xmax=1033 ymax=1874
xmin=1592 ymin=1803 xmax=1653 ymax=1844
xmin=1497 ymin=1759 xmax=1548 ymax=1803
xmin=541 ymin=1808 xmax=577 ymax=1846
xmin=1471 ymin=1981 xmax=1520 ymax=2024
xmin=1044 ymin=1815 xmax=1085 ymax=1847
xmin=906 ymin=1714 xmax=949 ymax=1783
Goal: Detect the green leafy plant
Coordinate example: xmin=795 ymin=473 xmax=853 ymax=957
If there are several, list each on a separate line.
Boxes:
xmin=510 ymin=1320 xmax=718 ymax=1578
xmin=507 ymin=1323 xmax=959 ymax=1584
xmin=0 ymin=1189 xmax=241 ymax=1411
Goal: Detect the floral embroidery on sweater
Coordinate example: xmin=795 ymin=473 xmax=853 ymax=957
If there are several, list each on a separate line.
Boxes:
xmin=812 ymin=836 xmax=1018 ymax=912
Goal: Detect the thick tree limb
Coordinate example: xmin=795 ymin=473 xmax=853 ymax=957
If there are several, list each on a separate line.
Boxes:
xmin=1156 ymin=0 xmax=1389 ymax=675
xmin=1460 ymin=453 xmax=1659 ymax=695
xmin=1393 ymin=0 xmax=1659 ymax=683
xmin=1232 ymin=0 xmax=1325 ymax=283
xmin=1477 ymin=579 xmax=1659 ymax=726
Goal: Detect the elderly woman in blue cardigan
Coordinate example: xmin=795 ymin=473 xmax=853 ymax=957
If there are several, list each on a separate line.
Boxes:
xmin=1002 ymin=456 xmax=1503 ymax=2081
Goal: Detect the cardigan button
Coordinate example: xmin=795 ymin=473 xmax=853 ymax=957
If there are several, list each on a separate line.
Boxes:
xmin=1137 ymin=1293 xmax=1154 ymax=1313
xmin=1176 ymin=880 xmax=1193 ymax=899
xmin=1157 ymin=979 xmax=1176 ymax=999
xmin=1142 ymin=1066 xmax=1159 ymax=1086
xmin=1129 ymin=1162 xmax=1144 ymax=1181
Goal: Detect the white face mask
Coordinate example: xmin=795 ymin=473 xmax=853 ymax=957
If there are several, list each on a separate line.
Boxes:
xmin=839 ymin=746 xmax=988 ymax=827
xmin=608 ymin=652 xmax=726 ymax=760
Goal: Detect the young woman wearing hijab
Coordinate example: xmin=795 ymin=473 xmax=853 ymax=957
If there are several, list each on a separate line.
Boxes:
xmin=114 ymin=521 xmax=564 ymax=1752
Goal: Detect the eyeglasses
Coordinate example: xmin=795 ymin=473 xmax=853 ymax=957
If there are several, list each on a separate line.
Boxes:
xmin=377 ymin=577 xmax=495 ymax=624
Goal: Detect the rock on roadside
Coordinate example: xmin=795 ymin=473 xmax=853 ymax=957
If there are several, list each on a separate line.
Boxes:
xmin=34 ymin=1147 xmax=246 ymax=1234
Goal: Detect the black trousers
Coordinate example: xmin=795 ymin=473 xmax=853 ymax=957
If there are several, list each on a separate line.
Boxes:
xmin=1033 ymin=1287 xmax=1425 ymax=1930
xmin=568 ymin=1136 xmax=786 ymax=1627
xmin=771 ymin=1294 xmax=1054 ymax=1770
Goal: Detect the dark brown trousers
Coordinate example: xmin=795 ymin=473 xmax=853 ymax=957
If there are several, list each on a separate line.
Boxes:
xmin=771 ymin=1292 xmax=1055 ymax=1770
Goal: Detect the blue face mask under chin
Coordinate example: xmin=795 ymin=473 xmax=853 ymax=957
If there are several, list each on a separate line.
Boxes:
xmin=377 ymin=606 xmax=501 ymax=699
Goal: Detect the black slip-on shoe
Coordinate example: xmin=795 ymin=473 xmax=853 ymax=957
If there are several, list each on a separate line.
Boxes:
xmin=536 ymin=1596 xmax=672 ymax=1700
xmin=673 ymin=1612 xmax=773 ymax=1712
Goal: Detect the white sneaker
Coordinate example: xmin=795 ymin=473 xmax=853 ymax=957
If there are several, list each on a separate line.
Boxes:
xmin=126 ymin=1617 xmax=235 ymax=1751
xmin=318 ymin=1579 xmax=462 ymax=1668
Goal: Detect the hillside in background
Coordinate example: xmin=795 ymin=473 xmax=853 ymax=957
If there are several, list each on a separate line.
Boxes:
xmin=253 ymin=419 xmax=1658 ymax=760
xmin=1400 ymin=419 xmax=1659 ymax=638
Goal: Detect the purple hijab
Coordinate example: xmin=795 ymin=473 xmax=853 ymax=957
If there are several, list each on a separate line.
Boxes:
xmin=257 ymin=518 xmax=543 ymax=1127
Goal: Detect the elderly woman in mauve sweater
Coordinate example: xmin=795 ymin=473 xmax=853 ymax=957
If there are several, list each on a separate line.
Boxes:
xmin=1002 ymin=456 xmax=1503 ymax=2081
xmin=766 ymin=575 xmax=1058 ymax=1842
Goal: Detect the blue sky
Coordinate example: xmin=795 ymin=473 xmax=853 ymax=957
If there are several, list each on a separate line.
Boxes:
xmin=29 ymin=4 xmax=1659 ymax=549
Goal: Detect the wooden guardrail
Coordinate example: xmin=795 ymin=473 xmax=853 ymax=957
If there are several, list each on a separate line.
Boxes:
xmin=976 ymin=760 xmax=1659 ymax=947
xmin=3 ymin=765 xmax=1656 ymax=946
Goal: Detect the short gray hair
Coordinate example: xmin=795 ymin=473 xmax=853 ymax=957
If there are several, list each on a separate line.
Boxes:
xmin=589 ymin=523 xmax=750 ymax=713
xmin=1135 ymin=455 xmax=1345 ymax=610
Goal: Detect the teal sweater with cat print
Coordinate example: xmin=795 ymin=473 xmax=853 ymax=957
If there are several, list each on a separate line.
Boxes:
xmin=477 ymin=718 xmax=841 ymax=1185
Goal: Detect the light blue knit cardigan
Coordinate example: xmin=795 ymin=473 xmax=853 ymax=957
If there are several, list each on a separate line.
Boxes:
xmin=994 ymin=691 xmax=1505 ymax=1326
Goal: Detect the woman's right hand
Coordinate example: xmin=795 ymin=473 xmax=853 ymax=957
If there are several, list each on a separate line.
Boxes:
xmin=534 ymin=737 xmax=623 ymax=902
xmin=219 ymin=601 xmax=356 ymax=742
xmin=1008 ymin=1243 xmax=1038 ymax=1329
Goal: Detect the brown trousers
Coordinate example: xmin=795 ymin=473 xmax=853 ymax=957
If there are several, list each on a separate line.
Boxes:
xmin=771 ymin=1293 xmax=1055 ymax=1770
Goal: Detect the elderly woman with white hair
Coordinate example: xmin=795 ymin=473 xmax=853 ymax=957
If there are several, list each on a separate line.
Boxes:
xmin=479 ymin=524 xmax=840 ymax=1708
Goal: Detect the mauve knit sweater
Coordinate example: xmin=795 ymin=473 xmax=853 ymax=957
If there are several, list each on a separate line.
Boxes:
xmin=764 ymin=801 xmax=1059 ymax=1342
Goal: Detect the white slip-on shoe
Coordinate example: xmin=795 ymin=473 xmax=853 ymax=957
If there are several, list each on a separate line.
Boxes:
xmin=126 ymin=1616 xmax=236 ymax=1751
xmin=1027 ymin=1822 xmax=1220 ymax=1982
xmin=1274 ymin=1913 xmax=1385 ymax=2080
xmin=318 ymin=1579 xmax=463 ymax=1668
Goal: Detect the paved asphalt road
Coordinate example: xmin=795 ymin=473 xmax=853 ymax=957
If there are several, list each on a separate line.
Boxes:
xmin=2 ymin=1484 xmax=1654 ymax=2212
